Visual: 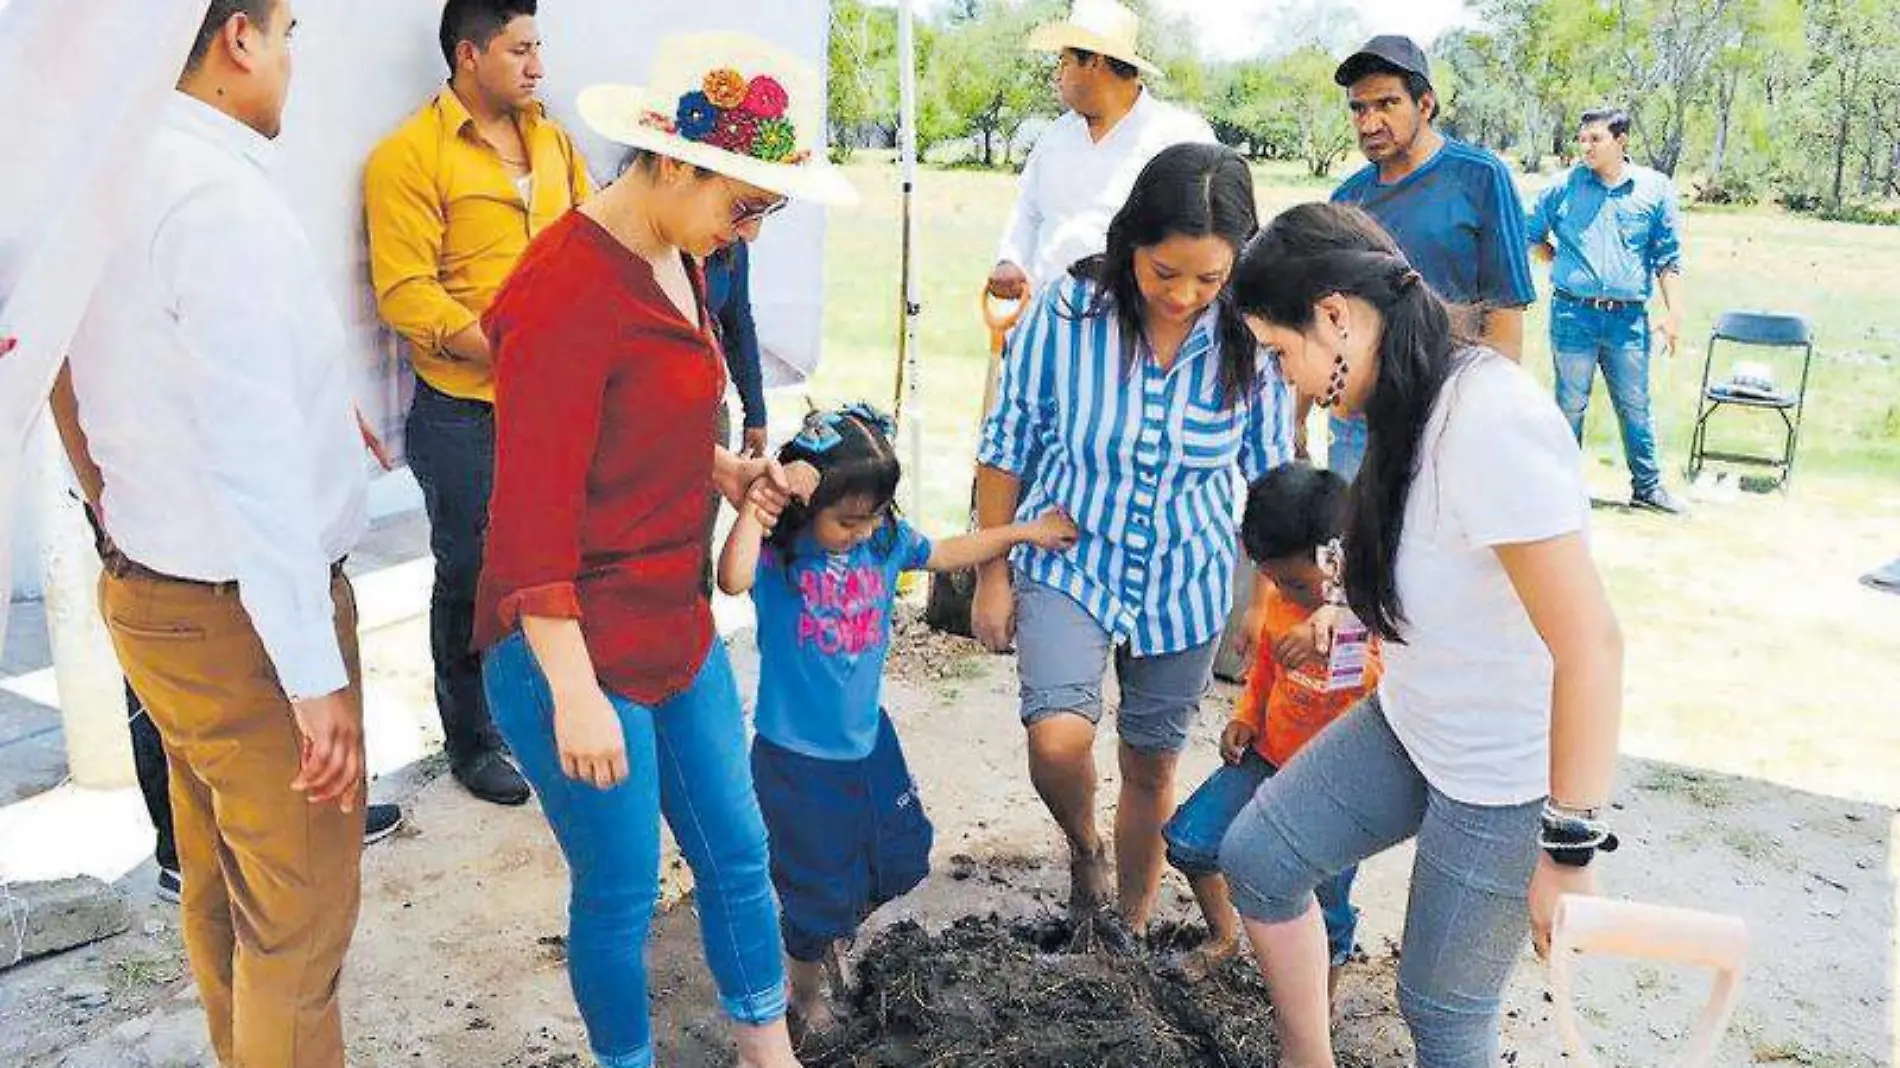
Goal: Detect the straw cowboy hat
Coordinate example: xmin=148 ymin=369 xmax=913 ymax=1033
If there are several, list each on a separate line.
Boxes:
xmin=577 ymin=32 xmax=857 ymax=207
xmin=1026 ymin=0 xmax=1162 ymax=77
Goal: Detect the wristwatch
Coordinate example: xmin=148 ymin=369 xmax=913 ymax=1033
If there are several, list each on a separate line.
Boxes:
xmin=1540 ymin=802 xmax=1620 ymax=868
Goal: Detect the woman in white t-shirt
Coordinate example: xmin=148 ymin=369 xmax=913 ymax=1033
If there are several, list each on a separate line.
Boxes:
xmin=1219 ymin=202 xmax=1626 ymax=1068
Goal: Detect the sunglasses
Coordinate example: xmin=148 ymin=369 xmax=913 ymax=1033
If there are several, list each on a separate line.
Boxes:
xmin=731 ymin=196 xmax=788 ymax=227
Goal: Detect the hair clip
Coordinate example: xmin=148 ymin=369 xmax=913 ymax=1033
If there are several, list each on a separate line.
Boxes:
xmin=792 ymin=411 xmax=843 ymax=453
xmin=840 ymin=401 xmax=896 ymax=441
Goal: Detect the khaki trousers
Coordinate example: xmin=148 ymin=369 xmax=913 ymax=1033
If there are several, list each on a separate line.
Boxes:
xmin=100 ymin=562 xmax=365 ymax=1068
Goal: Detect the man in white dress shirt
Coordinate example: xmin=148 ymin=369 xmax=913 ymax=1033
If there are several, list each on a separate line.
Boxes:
xmin=63 ymin=3 xmax=369 ymax=1064
xmin=987 ymin=0 xmax=1217 ymax=300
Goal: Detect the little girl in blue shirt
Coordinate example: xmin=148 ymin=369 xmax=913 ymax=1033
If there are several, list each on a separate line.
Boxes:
xmin=718 ymin=403 xmax=1075 ymax=1043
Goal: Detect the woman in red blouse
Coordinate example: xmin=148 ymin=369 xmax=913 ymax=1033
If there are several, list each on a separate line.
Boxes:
xmin=474 ymin=34 xmax=855 ymax=1068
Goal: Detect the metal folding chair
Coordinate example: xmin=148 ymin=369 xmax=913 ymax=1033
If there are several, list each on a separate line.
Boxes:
xmin=1687 ymin=311 xmax=1814 ymax=491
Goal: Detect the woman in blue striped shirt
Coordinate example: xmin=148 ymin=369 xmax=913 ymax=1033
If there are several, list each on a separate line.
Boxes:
xmin=972 ymin=143 xmax=1296 ymax=934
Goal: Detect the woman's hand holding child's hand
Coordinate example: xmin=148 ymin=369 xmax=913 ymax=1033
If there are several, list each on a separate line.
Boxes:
xmin=744 ymin=462 xmax=820 ymax=532
xmin=1218 ymin=720 xmax=1257 ymax=766
xmin=1026 ymin=508 xmax=1079 ymax=551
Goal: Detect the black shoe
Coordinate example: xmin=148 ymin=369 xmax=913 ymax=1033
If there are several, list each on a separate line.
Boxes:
xmin=452 ymin=750 xmax=532 ymax=806
xmin=363 ymin=803 xmax=406 ymax=845
xmin=156 ymin=866 xmax=182 ymax=905
xmin=1631 ymin=485 xmax=1690 ymax=515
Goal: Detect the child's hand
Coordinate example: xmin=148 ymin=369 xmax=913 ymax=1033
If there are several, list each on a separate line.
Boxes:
xmin=1273 ymin=604 xmax=1348 ymax=670
xmin=1025 ymin=508 xmax=1079 ymax=551
xmin=1219 ymin=720 xmax=1257 ymax=766
xmin=744 ymin=477 xmax=788 ymax=531
xmin=783 ymin=460 xmax=821 ymax=504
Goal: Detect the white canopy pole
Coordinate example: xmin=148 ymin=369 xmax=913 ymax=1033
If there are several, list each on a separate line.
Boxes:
xmin=895 ymin=0 xmax=924 ymax=519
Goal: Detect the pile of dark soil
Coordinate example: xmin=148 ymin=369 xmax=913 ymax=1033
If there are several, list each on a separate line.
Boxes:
xmin=812 ymin=913 xmax=1296 ymax=1068
xmin=884 ymin=602 xmax=987 ymax=685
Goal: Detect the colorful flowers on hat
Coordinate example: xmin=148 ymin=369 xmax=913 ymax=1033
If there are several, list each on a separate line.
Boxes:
xmin=674 ymin=91 xmax=719 ymax=140
xmin=752 ymin=118 xmax=798 ymax=163
xmin=741 ymin=76 xmax=789 ymax=120
xmin=641 ymin=67 xmax=806 ymax=167
xmin=702 ymin=68 xmax=750 ymax=110
xmin=707 ymin=110 xmax=761 ymax=155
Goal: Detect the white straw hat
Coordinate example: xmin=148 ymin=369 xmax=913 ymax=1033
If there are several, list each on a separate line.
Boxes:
xmin=577 ymin=32 xmax=857 ymax=207
xmin=1026 ymin=0 xmax=1161 ymax=77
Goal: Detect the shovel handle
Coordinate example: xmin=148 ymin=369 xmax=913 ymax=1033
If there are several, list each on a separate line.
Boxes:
xmin=1548 ymin=895 xmax=1749 ymax=1068
xmin=982 ymin=289 xmax=1025 ymax=354
xmin=975 ymin=288 xmax=1028 ymax=432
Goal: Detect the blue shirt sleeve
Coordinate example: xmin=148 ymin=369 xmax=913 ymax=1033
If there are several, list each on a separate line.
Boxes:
xmin=1647 ymin=177 xmax=1684 ymax=276
xmin=1526 ymin=180 xmax=1559 ymax=246
xmin=715 ymin=245 xmax=768 ymax=430
xmin=1475 ymin=156 xmax=1538 ymax=308
xmin=892 ymin=520 xmax=933 ymax=573
xmin=976 ymin=285 xmax=1058 ymax=477
xmin=1238 ymin=361 xmax=1296 ymax=482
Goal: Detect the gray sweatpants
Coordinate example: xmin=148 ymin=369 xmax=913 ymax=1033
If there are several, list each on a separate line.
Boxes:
xmin=1218 ymin=695 xmax=1542 ymax=1068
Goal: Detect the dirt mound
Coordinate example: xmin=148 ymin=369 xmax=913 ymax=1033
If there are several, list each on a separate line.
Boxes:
xmin=884 ymin=601 xmax=987 ymax=685
xmin=813 ymin=913 xmax=1294 ymax=1068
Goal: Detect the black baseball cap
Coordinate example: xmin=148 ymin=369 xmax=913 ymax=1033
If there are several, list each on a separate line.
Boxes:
xmin=1334 ymin=35 xmax=1432 ymax=88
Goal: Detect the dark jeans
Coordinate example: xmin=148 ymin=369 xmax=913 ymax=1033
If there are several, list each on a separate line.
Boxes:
xmin=406 ymin=379 xmax=501 ymax=761
xmin=127 ymin=683 xmax=178 ymax=872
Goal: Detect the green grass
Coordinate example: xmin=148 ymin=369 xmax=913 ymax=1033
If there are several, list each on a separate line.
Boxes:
xmin=811 ymin=158 xmax=1900 ymax=810
xmin=811 ymin=156 xmax=1900 ymax=531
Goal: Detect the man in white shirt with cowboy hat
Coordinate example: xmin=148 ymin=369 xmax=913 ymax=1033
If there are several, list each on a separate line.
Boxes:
xmin=987 ymin=0 xmax=1217 ymax=300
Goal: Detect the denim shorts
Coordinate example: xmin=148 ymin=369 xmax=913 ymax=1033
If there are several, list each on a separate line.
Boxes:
xmin=751 ymin=713 xmax=933 ymax=961
xmin=1014 ymin=576 xmax=1216 ymax=754
xmin=1163 ymin=749 xmax=1359 ymax=965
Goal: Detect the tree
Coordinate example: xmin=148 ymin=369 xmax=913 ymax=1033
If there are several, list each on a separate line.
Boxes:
xmin=921 ymin=0 xmax=1061 ymax=167
xmin=1435 ymin=28 xmax=1527 ymax=153
xmin=828 ymin=0 xmax=901 ymax=158
xmin=1271 ymin=46 xmax=1356 ymax=178
xmin=1207 ymin=60 xmax=1301 ymax=160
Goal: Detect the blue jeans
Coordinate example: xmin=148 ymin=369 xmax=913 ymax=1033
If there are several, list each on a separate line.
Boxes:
xmin=1328 ymin=413 xmax=1367 ymax=481
xmin=1163 ymin=749 xmax=1358 ymax=966
xmin=1551 ymin=299 xmax=1661 ymax=495
xmin=406 ymin=380 xmax=500 ymax=760
xmin=483 ymin=634 xmax=787 ymax=1068
xmin=1219 ymin=697 xmax=1541 ymax=1068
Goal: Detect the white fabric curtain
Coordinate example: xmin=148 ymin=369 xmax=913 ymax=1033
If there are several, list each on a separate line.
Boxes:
xmin=0 ymin=1 xmax=215 ymax=652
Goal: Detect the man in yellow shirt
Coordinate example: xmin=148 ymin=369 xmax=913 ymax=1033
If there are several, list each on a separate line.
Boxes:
xmin=365 ymin=0 xmax=593 ymax=805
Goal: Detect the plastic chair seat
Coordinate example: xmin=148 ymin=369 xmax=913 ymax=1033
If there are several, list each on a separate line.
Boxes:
xmin=1705 ymin=385 xmax=1798 ymax=409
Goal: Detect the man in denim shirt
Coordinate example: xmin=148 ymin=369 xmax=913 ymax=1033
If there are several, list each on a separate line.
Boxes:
xmin=1528 ymin=107 xmax=1689 ymax=514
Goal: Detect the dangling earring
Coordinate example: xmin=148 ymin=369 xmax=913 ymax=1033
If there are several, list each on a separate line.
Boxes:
xmin=1320 ymin=350 xmax=1350 ymax=408
xmin=1319 ymin=329 xmax=1350 ymax=408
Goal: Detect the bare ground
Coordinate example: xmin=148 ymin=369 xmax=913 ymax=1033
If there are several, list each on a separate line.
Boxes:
xmin=3 ymin=482 xmax=1897 ymax=1067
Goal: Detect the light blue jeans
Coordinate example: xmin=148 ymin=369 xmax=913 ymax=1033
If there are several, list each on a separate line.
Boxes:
xmin=1551 ymin=298 xmax=1661 ymax=495
xmin=484 ymin=634 xmax=787 ymax=1068
xmin=1219 ymin=696 xmax=1541 ymax=1068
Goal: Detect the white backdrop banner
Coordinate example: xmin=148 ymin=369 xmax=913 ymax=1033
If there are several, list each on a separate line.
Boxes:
xmin=0 ymin=0 xmax=215 ymax=648
xmin=276 ymin=0 xmax=837 ymax=457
